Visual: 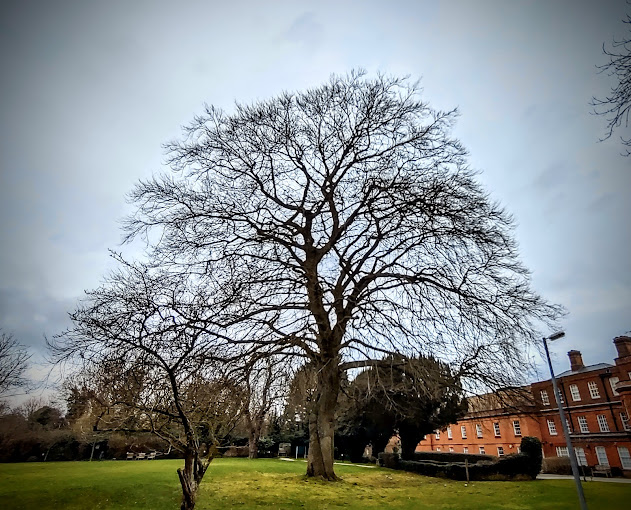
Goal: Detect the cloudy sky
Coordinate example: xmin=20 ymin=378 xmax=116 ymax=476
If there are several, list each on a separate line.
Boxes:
xmin=1 ymin=0 xmax=629 ymax=400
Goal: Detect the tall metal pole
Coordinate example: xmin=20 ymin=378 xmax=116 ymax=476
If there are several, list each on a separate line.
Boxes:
xmin=543 ymin=336 xmax=588 ymax=510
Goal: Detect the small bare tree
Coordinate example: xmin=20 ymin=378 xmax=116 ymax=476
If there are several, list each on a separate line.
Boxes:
xmin=51 ymin=256 xmax=240 ymax=510
xmin=0 ymin=330 xmax=31 ymax=397
xmin=241 ymin=357 xmax=289 ymax=459
xmin=124 ymin=71 xmax=562 ymax=479
xmin=592 ymin=10 xmax=631 ymax=155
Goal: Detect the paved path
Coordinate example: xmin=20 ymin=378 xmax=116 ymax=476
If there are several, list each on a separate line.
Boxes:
xmin=537 ymin=473 xmax=631 ymax=483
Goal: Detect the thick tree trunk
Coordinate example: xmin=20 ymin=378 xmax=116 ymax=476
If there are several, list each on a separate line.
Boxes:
xmin=248 ymin=426 xmax=260 ymax=459
xmin=306 ymin=360 xmax=340 ymax=480
xmin=399 ymin=428 xmax=423 ymax=460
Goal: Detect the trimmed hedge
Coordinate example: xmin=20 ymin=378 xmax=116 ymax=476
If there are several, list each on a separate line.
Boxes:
xmin=411 ymin=451 xmax=495 ymax=464
xmin=379 ymin=437 xmax=542 ymax=481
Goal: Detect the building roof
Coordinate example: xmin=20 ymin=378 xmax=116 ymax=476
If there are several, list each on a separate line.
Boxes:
xmin=555 ymin=362 xmax=614 ymax=379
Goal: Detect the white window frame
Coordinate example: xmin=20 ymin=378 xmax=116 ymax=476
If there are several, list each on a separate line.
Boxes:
xmin=435 ymin=430 xmax=440 ymax=439
xmin=618 ymin=447 xmax=631 ymax=470
xmin=497 ymin=446 xmax=504 ymax=457
xmin=436 ymin=447 xmax=441 ymax=451
xmin=448 ymin=446 xmax=454 ymax=452
xmin=588 ymin=381 xmax=600 ymax=399
xmin=479 ymin=446 xmax=485 ymax=454
xmin=595 ymin=446 xmax=609 ymax=466
xmin=512 ymin=420 xmax=521 ymax=436
xmin=547 ymin=419 xmax=558 ymax=436
xmin=597 ymin=414 xmax=610 ymax=433
xmin=609 ymin=376 xmax=620 ymax=396
xmin=575 ymin=447 xmax=588 ymax=466
xmin=556 ymin=446 xmax=568 ymax=457
xmin=463 ymin=447 xmax=469 ymax=454
xmin=556 ymin=388 xmax=564 ymax=404
xmin=621 ymin=412 xmax=630 ymax=431
xmin=540 ymin=390 xmax=550 ymax=406
xmin=578 ymin=416 xmax=589 ymax=434
xmin=493 ymin=422 xmax=501 ymax=437
xmin=475 ymin=424 xmax=483 ymax=438
xmin=569 ymin=384 xmax=581 ymax=401
xmin=447 ymin=426 xmax=452 ymax=439
xmin=461 ymin=425 xmax=467 ymax=439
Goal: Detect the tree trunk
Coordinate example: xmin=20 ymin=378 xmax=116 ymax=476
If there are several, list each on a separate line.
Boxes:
xmin=177 ymin=448 xmax=212 ymax=510
xmin=306 ymin=360 xmax=340 ymax=480
xmin=399 ymin=428 xmax=423 ymax=460
xmin=248 ymin=425 xmax=260 ymax=459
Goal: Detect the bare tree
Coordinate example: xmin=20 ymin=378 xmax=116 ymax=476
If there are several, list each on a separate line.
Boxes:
xmin=124 ymin=71 xmax=562 ymax=479
xmin=592 ymin=10 xmax=631 ymax=155
xmin=0 ymin=330 xmax=31 ymax=397
xmin=241 ymin=357 xmax=289 ymax=458
xmin=51 ymin=256 xmax=240 ymax=510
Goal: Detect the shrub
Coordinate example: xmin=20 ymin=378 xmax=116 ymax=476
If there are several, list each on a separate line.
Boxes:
xmin=542 ymin=457 xmax=572 ymax=475
xmin=520 ymin=436 xmax=543 ymax=478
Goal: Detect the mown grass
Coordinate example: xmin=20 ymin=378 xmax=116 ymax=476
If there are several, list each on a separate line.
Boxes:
xmin=0 ymin=458 xmax=629 ymax=509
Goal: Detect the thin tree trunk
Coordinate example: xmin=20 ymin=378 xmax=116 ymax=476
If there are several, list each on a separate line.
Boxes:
xmin=248 ymin=425 xmax=260 ymax=459
xmin=177 ymin=448 xmax=213 ymax=510
xmin=306 ymin=360 xmax=340 ymax=480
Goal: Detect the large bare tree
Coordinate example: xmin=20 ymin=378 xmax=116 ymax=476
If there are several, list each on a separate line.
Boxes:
xmin=124 ymin=71 xmax=561 ymax=479
xmin=52 ymin=257 xmax=240 ymax=510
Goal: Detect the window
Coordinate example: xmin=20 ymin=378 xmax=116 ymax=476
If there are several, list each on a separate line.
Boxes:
xmin=497 ymin=446 xmax=504 ymax=457
xmin=479 ymin=447 xmax=485 ymax=454
xmin=618 ymin=447 xmax=631 ymax=470
xmin=578 ymin=416 xmax=589 ymax=433
xmin=435 ymin=430 xmax=440 ymax=439
xmin=461 ymin=425 xmax=467 ymax=439
xmin=621 ymin=412 xmax=630 ymax=431
xmin=475 ymin=424 xmax=483 ymax=438
xmin=540 ymin=390 xmax=550 ymax=406
xmin=513 ymin=420 xmax=522 ymax=436
xmin=547 ymin=419 xmax=558 ymax=435
xmin=493 ymin=422 xmax=501 ymax=437
xmin=448 ymin=446 xmax=454 ymax=452
xmin=609 ymin=376 xmax=620 ymax=396
xmin=566 ymin=418 xmax=572 ymax=433
xmin=436 ymin=447 xmax=441 ymax=451
xmin=595 ymin=446 xmax=609 ymax=466
xmin=556 ymin=388 xmax=564 ymax=404
xmin=556 ymin=446 xmax=569 ymax=457
xmin=588 ymin=381 xmax=600 ymax=399
xmin=575 ymin=447 xmax=588 ymax=466
xmin=597 ymin=414 xmax=610 ymax=433
xmin=517 ymin=446 xmax=521 ymax=454
xmin=569 ymin=384 xmax=581 ymax=401
xmin=463 ymin=447 xmax=469 ymax=454
xmin=447 ymin=426 xmax=452 ymax=439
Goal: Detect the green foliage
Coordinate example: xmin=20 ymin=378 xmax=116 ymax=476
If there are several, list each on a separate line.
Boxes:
xmin=337 ymin=355 xmax=467 ymax=460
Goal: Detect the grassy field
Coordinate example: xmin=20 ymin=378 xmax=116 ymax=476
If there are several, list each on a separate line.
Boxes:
xmin=0 ymin=458 xmax=629 ymax=509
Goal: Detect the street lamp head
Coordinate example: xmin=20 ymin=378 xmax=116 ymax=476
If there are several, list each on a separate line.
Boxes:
xmin=548 ymin=331 xmax=565 ymax=341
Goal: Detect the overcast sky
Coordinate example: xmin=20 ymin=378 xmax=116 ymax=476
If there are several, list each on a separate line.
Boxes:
xmin=1 ymin=0 xmax=629 ymax=402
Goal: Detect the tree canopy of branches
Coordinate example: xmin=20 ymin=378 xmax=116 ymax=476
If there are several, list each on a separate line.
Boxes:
xmin=337 ymin=355 xmax=467 ymax=461
xmin=124 ymin=71 xmax=561 ymax=479
xmin=592 ymin=11 xmax=631 ymax=154
xmin=52 ymin=257 xmax=242 ymax=510
xmin=0 ymin=329 xmax=31 ymax=397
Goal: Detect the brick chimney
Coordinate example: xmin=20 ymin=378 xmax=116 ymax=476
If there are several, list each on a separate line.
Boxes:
xmin=614 ymin=336 xmax=631 ymax=360
xmin=567 ymin=350 xmax=584 ymax=372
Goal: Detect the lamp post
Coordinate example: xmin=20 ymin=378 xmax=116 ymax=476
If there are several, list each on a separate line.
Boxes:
xmin=543 ymin=331 xmax=588 ymax=510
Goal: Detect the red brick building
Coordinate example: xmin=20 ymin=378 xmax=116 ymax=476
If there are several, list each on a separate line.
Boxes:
xmin=416 ymin=335 xmax=631 ymax=474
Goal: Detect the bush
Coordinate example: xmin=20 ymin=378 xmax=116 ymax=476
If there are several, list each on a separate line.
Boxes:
xmin=520 ymin=437 xmax=543 ymax=478
xmin=542 ymin=457 xmax=572 ymax=475
xmin=378 ymin=452 xmax=400 ymax=468
xmin=218 ymin=446 xmax=250 ymax=457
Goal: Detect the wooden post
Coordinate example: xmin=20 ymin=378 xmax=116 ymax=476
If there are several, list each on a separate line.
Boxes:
xmin=465 ymin=458 xmax=470 ymax=483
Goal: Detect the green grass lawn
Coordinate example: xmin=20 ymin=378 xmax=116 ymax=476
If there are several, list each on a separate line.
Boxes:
xmin=0 ymin=458 xmax=629 ymax=509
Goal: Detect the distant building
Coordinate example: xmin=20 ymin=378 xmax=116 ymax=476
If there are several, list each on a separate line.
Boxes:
xmin=416 ymin=335 xmax=631 ymax=474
